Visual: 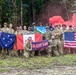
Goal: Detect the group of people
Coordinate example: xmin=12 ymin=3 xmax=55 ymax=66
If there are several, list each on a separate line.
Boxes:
xmin=0 ymin=22 xmax=75 ymax=58
xmin=44 ymin=24 xmax=76 ymax=57
xmin=0 ymin=22 xmax=40 ymax=58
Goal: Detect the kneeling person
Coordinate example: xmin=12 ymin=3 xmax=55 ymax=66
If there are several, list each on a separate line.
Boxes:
xmin=24 ymin=37 xmax=35 ymax=58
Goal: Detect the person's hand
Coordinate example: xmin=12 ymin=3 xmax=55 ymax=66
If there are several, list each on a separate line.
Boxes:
xmin=48 ymin=46 xmax=51 ymax=48
xmin=29 ymin=49 xmax=32 ymax=51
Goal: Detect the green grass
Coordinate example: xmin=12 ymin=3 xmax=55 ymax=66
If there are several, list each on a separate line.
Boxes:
xmin=0 ymin=68 xmax=10 ymax=72
xmin=0 ymin=54 xmax=76 ymax=69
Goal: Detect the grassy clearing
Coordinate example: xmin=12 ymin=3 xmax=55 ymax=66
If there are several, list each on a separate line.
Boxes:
xmin=0 ymin=54 xmax=76 ymax=69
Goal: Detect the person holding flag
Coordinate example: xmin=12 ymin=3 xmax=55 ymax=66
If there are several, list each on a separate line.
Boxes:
xmin=24 ymin=37 xmax=35 ymax=58
xmin=1 ymin=22 xmax=9 ymax=57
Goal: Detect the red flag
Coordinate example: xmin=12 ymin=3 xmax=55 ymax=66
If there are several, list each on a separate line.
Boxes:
xmin=14 ymin=34 xmax=42 ymax=50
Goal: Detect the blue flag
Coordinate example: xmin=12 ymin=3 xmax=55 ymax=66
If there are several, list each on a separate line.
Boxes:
xmin=0 ymin=32 xmax=16 ymax=50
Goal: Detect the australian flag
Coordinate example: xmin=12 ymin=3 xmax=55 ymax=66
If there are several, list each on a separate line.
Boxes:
xmin=0 ymin=32 xmax=16 ymax=50
xmin=64 ymin=32 xmax=76 ymax=48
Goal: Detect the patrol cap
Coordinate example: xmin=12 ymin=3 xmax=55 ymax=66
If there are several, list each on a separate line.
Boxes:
xmin=4 ymin=22 xmax=7 ymax=25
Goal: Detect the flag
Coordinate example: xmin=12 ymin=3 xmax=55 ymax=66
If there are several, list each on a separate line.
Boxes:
xmin=0 ymin=32 xmax=16 ymax=49
xmin=64 ymin=32 xmax=76 ymax=48
xmin=36 ymin=26 xmax=46 ymax=34
xmin=31 ymin=40 xmax=48 ymax=50
xmin=14 ymin=33 xmax=42 ymax=50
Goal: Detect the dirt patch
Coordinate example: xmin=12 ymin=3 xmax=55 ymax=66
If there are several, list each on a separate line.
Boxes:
xmin=0 ymin=66 xmax=76 ymax=75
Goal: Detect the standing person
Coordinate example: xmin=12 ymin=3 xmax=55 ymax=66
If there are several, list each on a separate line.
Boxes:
xmin=31 ymin=22 xmax=36 ymax=31
xmin=8 ymin=23 xmax=14 ymax=34
xmin=27 ymin=27 xmax=34 ymax=34
xmin=14 ymin=27 xmax=21 ymax=57
xmin=52 ymin=25 xmax=63 ymax=55
xmin=67 ymin=25 xmax=73 ymax=32
xmin=61 ymin=24 xmax=67 ymax=54
xmin=1 ymin=22 xmax=9 ymax=58
xmin=24 ymin=37 xmax=35 ymax=58
xmin=57 ymin=25 xmax=61 ymax=30
xmin=19 ymin=25 xmax=23 ymax=35
xmin=8 ymin=23 xmax=15 ymax=56
xmin=43 ymin=26 xmax=52 ymax=56
xmin=1 ymin=22 xmax=9 ymax=33
xmin=44 ymin=26 xmax=52 ymax=40
xmin=15 ymin=27 xmax=21 ymax=35
xmin=23 ymin=26 xmax=28 ymax=35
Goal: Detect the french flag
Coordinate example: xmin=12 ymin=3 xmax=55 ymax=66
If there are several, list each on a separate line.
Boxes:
xmin=14 ymin=33 xmax=42 ymax=50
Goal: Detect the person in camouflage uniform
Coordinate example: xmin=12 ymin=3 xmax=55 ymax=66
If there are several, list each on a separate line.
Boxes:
xmin=52 ymin=25 xmax=63 ymax=55
xmin=1 ymin=22 xmax=9 ymax=58
xmin=8 ymin=23 xmax=15 ymax=56
xmin=68 ymin=25 xmax=75 ymax=54
xmin=23 ymin=26 xmax=28 ymax=35
xmin=19 ymin=25 xmax=24 ymax=35
xmin=43 ymin=26 xmax=52 ymax=56
xmin=27 ymin=27 xmax=34 ymax=34
xmin=47 ymin=36 xmax=60 ymax=57
xmin=8 ymin=23 xmax=14 ymax=34
xmin=1 ymin=22 xmax=9 ymax=33
xmin=44 ymin=26 xmax=52 ymax=40
xmin=61 ymin=24 xmax=68 ymax=54
xmin=67 ymin=25 xmax=73 ymax=32
xmin=15 ymin=27 xmax=21 ymax=35
xmin=14 ymin=27 xmax=21 ymax=57
xmin=24 ymin=37 xmax=35 ymax=58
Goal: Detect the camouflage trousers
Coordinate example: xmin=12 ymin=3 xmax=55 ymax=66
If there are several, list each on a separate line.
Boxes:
xmin=47 ymin=46 xmax=60 ymax=56
xmin=24 ymin=50 xmax=35 ymax=58
xmin=47 ymin=39 xmax=63 ymax=56
xmin=55 ymin=39 xmax=63 ymax=55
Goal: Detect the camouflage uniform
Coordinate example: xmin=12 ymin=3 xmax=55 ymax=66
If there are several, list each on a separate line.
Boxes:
xmin=61 ymin=29 xmax=67 ymax=54
xmin=24 ymin=41 xmax=35 ymax=58
xmin=27 ymin=31 xmax=34 ymax=34
xmin=73 ymin=27 xmax=76 ymax=32
xmin=22 ymin=30 xmax=29 ymax=35
xmin=8 ymin=28 xmax=14 ymax=56
xmin=52 ymin=28 xmax=63 ymax=55
xmin=67 ymin=29 xmax=73 ymax=32
xmin=15 ymin=30 xmax=21 ymax=35
xmin=1 ymin=27 xmax=9 ymax=57
xmin=44 ymin=26 xmax=52 ymax=40
xmin=8 ymin=28 xmax=14 ymax=34
xmin=1 ymin=27 xmax=9 ymax=33
xmin=47 ymin=36 xmax=60 ymax=56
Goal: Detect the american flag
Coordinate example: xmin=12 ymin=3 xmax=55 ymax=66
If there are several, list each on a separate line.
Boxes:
xmin=64 ymin=32 xmax=76 ymax=48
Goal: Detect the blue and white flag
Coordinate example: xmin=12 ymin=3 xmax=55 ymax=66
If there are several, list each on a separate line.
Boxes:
xmin=0 ymin=32 xmax=16 ymax=49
